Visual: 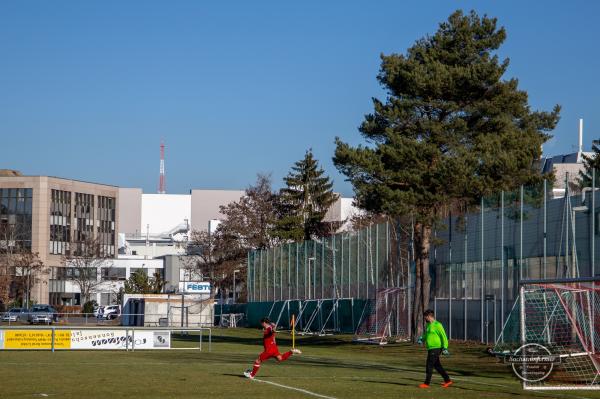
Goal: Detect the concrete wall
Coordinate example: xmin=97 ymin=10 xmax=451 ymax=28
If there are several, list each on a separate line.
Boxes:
xmin=141 ymin=194 xmax=191 ymax=235
xmin=122 ymin=293 xmax=213 ymax=327
xmin=190 ymin=190 xmax=244 ymax=232
xmin=118 ymin=188 xmax=142 ymax=235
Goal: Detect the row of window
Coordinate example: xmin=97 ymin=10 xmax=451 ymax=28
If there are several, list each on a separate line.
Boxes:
xmin=50 ymin=190 xmax=116 ymax=255
xmin=51 ymin=267 xmax=164 ymax=281
xmin=0 ymin=188 xmax=33 ymax=251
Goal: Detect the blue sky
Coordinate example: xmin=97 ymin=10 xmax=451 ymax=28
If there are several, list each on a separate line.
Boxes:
xmin=1 ymin=1 xmax=599 ymax=196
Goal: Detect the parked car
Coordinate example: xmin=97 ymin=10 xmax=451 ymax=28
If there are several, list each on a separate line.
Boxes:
xmin=103 ymin=305 xmax=121 ymax=320
xmin=28 ymin=305 xmax=58 ymax=324
xmin=1 ymin=308 xmax=27 ymax=322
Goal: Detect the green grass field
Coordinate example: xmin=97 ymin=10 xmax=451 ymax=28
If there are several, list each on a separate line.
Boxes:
xmin=1 ymin=328 xmax=599 ymax=399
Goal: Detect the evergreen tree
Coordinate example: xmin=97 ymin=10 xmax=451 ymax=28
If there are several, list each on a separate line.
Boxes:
xmin=333 ymin=10 xmax=560 ymax=336
xmin=579 ymin=141 xmax=600 ymax=188
xmin=276 ymin=150 xmax=339 ymax=241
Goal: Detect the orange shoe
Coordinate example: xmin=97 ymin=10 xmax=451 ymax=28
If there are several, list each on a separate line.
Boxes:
xmin=418 ymin=384 xmax=430 ymax=388
xmin=441 ymin=380 xmax=453 ymax=388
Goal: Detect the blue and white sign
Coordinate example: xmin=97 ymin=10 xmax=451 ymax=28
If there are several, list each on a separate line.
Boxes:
xmin=179 ymin=282 xmax=211 ymax=294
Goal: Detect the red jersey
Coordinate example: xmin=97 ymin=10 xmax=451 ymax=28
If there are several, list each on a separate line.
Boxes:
xmin=263 ymin=323 xmax=277 ymax=350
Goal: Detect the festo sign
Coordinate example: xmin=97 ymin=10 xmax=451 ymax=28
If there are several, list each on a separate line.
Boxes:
xmin=179 ymin=282 xmax=211 ymax=294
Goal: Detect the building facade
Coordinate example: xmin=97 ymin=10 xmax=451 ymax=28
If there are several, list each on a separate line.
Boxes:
xmin=0 ymin=176 xmax=119 ymax=305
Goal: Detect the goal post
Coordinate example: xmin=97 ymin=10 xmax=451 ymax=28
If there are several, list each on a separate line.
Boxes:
xmin=353 ymin=287 xmax=410 ymax=345
xmin=519 ymin=277 xmax=600 ymax=390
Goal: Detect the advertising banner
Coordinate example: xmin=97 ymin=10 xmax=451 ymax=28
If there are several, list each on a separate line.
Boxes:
xmin=179 ymin=281 xmax=211 ymax=294
xmin=0 ymin=330 xmax=70 ymax=349
xmin=0 ymin=329 xmax=171 ymax=350
xmin=70 ymin=329 xmax=171 ymax=350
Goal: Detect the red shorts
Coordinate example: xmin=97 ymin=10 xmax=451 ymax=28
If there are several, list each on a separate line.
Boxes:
xmin=259 ymin=346 xmax=281 ymax=361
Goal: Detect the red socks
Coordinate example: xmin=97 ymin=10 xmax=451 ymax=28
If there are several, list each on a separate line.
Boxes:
xmin=251 ymin=351 xmax=292 ymax=376
xmin=250 ymin=362 xmax=261 ymax=377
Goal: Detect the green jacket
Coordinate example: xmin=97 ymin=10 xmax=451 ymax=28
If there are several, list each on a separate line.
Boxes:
xmin=420 ymin=320 xmax=448 ymax=350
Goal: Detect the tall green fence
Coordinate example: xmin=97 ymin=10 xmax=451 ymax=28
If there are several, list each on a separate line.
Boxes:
xmin=247 ymin=221 xmax=411 ymax=302
xmin=246 ymin=173 xmax=600 ymax=343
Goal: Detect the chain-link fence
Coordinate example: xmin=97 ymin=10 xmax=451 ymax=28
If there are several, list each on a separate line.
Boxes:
xmin=247 ymin=221 xmax=411 ymax=302
xmin=247 ymin=173 xmax=600 ymax=342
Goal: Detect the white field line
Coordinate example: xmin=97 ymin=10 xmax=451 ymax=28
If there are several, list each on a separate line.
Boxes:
xmin=252 ymin=377 xmax=337 ymax=399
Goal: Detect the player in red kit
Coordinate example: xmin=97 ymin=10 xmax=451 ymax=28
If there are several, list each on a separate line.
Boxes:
xmin=244 ymin=317 xmax=301 ymax=379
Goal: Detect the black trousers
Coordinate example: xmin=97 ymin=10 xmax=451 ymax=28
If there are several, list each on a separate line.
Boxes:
xmin=425 ymin=348 xmax=450 ymax=384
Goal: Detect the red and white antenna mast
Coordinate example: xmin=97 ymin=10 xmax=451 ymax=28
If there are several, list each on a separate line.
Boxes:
xmin=158 ymin=140 xmax=166 ymax=194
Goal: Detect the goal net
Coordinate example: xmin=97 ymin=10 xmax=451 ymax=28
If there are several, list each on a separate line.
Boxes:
xmin=354 ymin=287 xmax=410 ymax=345
xmin=519 ymin=278 xmax=600 ymax=390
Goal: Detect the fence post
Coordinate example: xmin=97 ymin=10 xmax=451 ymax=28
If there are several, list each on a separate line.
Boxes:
xmin=333 ymin=235 xmax=337 ymax=299
xmin=259 ymin=251 xmax=263 ymax=302
xmin=480 ymin=197 xmax=485 ymax=343
xmin=464 ymin=214 xmax=468 ymax=341
xmin=449 ymin=264 xmax=452 ymax=340
xmin=520 ymin=185 xmax=524 ymax=281
xmin=313 ymin=241 xmax=317 ymax=300
xmin=501 ymin=191 xmax=505 ymax=342
xmin=375 ymin=223 xmax=379 ymax=296
xmin=357 ymin=230 xmax=360 ymax=299
xmin=51 ymin=327 xmax=55 ymax=353
xmin=321 ymin=238 xmax=325 ymax=299
xmin=340 ymin=235 xmax=344 ymax=298
xmin=543 ymin=180 xmax=547 ymax=279
xmin=592 ymin=169 xmax=596 ymax=278
xmin=304 ymin=244 xmax=307 ymax=299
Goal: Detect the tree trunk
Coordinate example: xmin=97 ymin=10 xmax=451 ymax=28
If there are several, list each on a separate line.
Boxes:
xmin=412 ymin=223 xmax=432 ymax=339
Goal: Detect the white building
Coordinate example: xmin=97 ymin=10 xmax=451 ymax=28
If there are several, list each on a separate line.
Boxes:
xmin=56 ymin=258 xmax=164 ymax=307
xmin=118 ymin=188 xmax=244 ymax=237
xmin=541 ymin=119 xmax=595 ymax=198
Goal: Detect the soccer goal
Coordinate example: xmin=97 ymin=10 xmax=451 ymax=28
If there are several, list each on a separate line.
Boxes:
xmin=354 ymin=287 xmax=410 ymax=345
xmin=519 ymin=277 xmax=600 ymax=390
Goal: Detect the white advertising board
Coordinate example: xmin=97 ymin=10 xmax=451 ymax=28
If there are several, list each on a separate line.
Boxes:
xmin=179 ymin=281 xmax=211 ymax=294
xmin=0 ymin=329 xmax=170 ymax=350
xmin=70 ymin=329 xmax=171 ymax=350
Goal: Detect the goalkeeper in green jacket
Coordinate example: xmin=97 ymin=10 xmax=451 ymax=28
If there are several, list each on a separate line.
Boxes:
xmin=417 ymin=309 xmax=453 ymax=388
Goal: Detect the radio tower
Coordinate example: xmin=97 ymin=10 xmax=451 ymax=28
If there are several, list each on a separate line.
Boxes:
xmin=158 ymin=140 xmax=166 ymax=194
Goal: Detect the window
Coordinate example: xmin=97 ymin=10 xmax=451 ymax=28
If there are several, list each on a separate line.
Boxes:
xmin=0 ymin=188 xmax=33 ymax=251
xmin=101 ymin=267 xmax=126 ymax=281
xmin=97 ymin=195 xmax=116 ymax=257
xmin=100 ymin=292 xmax=118 ymax=306
xmin=49 ymin=189 xmax=71 ymax=255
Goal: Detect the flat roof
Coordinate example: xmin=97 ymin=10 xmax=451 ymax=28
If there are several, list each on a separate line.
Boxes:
xmin=0 ymin=175 xmax=118 ymax=188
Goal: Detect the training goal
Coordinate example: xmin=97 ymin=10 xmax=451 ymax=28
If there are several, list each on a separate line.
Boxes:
xmin=518 ymin=277 xmax=600 ymax=390
xmin=354 ymin=287 xmax=410 ymax=345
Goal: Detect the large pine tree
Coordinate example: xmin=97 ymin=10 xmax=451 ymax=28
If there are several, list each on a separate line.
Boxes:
xmin=333 ymin=10 xmax=560 ymax=336
xmin=276 ymin=150 xmax=339 ymax=241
